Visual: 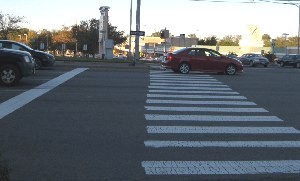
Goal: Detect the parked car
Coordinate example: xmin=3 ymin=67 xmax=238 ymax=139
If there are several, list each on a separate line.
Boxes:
xmin=0 ymin=40 xmax=55 ymax=69
xmin=277 ymin=54 xmax=300 ymax=68
xmin=0 ymin=48 xmax=35 ymax=86
xmin=162 ymin=47 xmax=243 ymax=75
xmin=240 ymin=53 xmax=269 ymax=67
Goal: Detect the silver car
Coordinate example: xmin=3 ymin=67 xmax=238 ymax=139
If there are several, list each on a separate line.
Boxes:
xmin=240 ymin=53 xmax=269 ymax=67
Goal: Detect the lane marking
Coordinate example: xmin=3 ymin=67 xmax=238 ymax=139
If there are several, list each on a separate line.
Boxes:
xmin=146 ymin=126 xmax=300 ymax=134
xmin=147 ymin=94 xmax=247 ymax=100
xmin=148 ymin=90 xmax=239 ymax=95
xmin=144 ymin=141 xmax=300 ymax=148
xmin=142 ymin=160 xmax=300 ymax=175
xmin=145 ymin=114 xmax=283 ymax=122
xmin=150 ymin=83 xmax=228 ymax=87
xmin=146 ymin=99 xmax=257 ymax=106
xmin=0 ymin=68 xmax=88 ymax=120
xmin=145 ymin=106 xmax=268 ymax=112
xmin=149 ymin=86 xmax=232 ymax=91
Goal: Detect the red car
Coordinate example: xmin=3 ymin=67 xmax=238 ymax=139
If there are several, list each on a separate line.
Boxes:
xmin=162 ymin=47 xmax=243 ymax=75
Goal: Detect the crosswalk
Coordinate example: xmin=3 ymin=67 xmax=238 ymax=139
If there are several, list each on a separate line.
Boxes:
xmin=142 ymin=70 xmax=300 ymax=176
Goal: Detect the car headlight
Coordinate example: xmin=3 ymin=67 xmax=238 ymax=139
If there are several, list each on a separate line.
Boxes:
xmin=23 ymin=56 xmax=31 ymax=63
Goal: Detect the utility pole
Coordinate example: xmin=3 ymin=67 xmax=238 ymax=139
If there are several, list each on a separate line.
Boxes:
xmin=283 ymin=33 xmax=289 ymax=55
xmin=134 ymin=0 xmax=141 ymax=65
xmin=128 ymin=0 xmax=133 ymax=60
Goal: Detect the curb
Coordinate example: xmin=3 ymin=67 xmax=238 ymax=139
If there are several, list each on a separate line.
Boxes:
xmin=54 ymin=60 xmax=162 ymax=70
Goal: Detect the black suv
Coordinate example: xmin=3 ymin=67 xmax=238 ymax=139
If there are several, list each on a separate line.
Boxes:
xmin=0 ymin=40 xmax=55 ymax=69
xmin=0 ymin=48 xmax=35 ymax=86
xmin=277 ymin=54 xmax=300 ymax=68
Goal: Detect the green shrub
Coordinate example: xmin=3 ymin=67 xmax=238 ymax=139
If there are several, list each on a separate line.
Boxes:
xmin=264 ymin=52 xmax=277 ymax=63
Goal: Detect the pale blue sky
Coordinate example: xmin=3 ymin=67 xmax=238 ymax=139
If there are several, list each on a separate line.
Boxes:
xmin=1 ymin=0 xmax=300 ymax=38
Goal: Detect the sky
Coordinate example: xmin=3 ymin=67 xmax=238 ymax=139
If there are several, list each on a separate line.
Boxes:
xmin=1 ymin=0 xmax=300 ymax=39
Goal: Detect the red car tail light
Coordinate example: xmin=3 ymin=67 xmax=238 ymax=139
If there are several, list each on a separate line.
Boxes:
xmin=167 ymin=54 xmax=174 ymax=61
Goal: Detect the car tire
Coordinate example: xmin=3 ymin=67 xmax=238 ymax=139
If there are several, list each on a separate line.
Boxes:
xmin=179 ymin=63 xmax=190 ymax=74
xmin=0 ymin=64 xmax=21 ymax=86
xmin=225 ymin=64 xmax=237 ymax=75
xmin=280 ymin=62 xmax=285 ymax=67
xmin=264 ymin=65 xmax=268 ymax=68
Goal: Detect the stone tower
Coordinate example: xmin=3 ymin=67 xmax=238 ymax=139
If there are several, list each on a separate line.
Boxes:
xmin=99 ymin=6 xmax=110 ymax=59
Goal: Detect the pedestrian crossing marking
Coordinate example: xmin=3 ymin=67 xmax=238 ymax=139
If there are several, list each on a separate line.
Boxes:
xmin=149 ymin=90 xmax=240 ymax=94
xmin=145 ymin=114 xmax=283 ymax=122
xmin=142 ymin=160 xmax=300 ymax=175
xmin=150 ymin=83 xmax=229 ymax=87
xmin=146 ymin=99 xmax=257 ymax=106
xmin=147 ymin=94 xmax=246 ymax=99
xmin=142 ymin=70 xmax=300 ymax=176
xmin=144 ymin=141 xmax=300 ymax=148
xmin=145 ymin=106 xmax=268 ymax=112
xmin=146 ymin=126 xmax=300 ymax=134
xmin=149 ymin=86 xmax=232 ymax=91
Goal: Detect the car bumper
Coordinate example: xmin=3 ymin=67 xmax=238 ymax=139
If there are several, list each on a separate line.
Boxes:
xmin=20 ymin=62 xmax=35 ymax=77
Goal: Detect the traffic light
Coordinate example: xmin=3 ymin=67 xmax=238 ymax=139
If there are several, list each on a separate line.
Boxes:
xmin=160 ymin=29 xmax=169 ymax=39
xmin=160 ymin=30 xmax=165 ymax=39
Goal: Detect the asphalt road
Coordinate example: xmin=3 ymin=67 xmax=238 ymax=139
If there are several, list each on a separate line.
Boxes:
xmin=0 ymin=62 xmax=300 ymax=181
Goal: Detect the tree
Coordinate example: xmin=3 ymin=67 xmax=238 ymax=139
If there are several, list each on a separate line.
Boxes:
xmin=107 ymin=23 xmax=127 ymax=46
xmin=262 ymin=34 xmax=272 ymax=47
xmin=198 ymin=36 xmax=218 ymax=46
xmin=71 ymin=19 xmax=127 ymax=55
xmin=151 ymin=31 xmax=161 ymax=37
xmin=0 ymin=12 xmax=26 ymax=39
xmin=188 ymin=33 xmax=198 ymax=39
xmin=52 ymin=26 xmax=75 ymax=53
xmin=72 ymin=18 xmax=99 ymax=55
xmin=218 ymin=35 xmax=241 ymax=46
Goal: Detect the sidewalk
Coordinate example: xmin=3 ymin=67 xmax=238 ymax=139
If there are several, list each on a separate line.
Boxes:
xmin=55 ymin=60 xmax=161 ymax=70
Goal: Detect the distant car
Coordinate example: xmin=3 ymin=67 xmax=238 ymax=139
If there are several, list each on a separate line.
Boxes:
xmin=277 ymin=54 xmax=300 ymax=68
xmin=226 ymin=53 xmax=239 ymax=59
xmin=0 ymin=48 xmax=35 ymax=86
xmin=240 ymin=53 xmax=269 ymax=67
xmin=162 ymin=47 xmax=243 ymax=75
xmin=0 ymin=40 xmax=55 ymax=69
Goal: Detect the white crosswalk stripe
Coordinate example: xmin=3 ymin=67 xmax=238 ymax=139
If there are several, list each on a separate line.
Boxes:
xmin=145 ymin=106 xmax=268 ymax=112
xmin=147 ymin=94 xmax=247 ymax=99
xmin=149 ymin=86 xmax=232 ymax=91
xmin=149 ymin=90 xmax=240 ymax=94
xmin=144 ymin=141 xmax=300 ymax=148
xmin=145 ymin=114 xmax=283 ymax=122
xmin=142 ymin=70 xmax=300 ymax=176
xmin=142 ymin=160 xmax=300 ymax=175
xmin=146 ymin=126 xmax=300 ymax=134
xmin=146 ymin=99 xmax=257 ymax=105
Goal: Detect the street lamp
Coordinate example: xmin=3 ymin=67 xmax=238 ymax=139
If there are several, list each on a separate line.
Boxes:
xmin=24 ymin=34 xmax=28 ymax=42
xmin=283 ymin=33 xmax=289 ymax=55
